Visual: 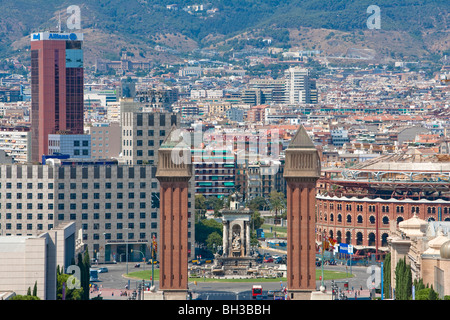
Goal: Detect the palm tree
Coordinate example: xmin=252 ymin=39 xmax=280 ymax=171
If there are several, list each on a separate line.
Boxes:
xmin=268 ymin=191 xmax=286 ymax=224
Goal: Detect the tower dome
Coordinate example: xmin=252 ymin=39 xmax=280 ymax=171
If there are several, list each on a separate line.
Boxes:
xmin=440 ymin=240 xmax=450 ymax=259
xmin=398 ymin=213 xmax=427 ymax=238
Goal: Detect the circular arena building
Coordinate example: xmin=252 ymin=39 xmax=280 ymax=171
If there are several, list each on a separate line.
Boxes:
xmin=316 ymin=150 xmax=450 ymax=252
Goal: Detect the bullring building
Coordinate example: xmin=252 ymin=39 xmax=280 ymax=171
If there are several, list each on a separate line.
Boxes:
xmin=316 ymin=150 xmax=450 ymax=251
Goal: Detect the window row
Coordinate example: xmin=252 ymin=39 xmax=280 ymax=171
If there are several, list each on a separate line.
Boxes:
xmin=320 ymin=213 xmax=390 ymax=225
xmin=1 ymin=181 xmax=157 ymax=190
xmin=320 ymin=203 xmax=450 ymax=215
xmin=81 ymin=222 xmax=157 ymax=230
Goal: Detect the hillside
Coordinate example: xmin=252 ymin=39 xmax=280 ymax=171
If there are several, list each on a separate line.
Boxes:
xmin=2 ymin=0 xmax=449 ymax=65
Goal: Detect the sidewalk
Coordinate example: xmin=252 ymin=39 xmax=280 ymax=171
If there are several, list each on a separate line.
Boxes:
xmin=89 ymin=287 xmax=134 ymax=300
xmin=341 ymin=288 xmax=373 ymax=300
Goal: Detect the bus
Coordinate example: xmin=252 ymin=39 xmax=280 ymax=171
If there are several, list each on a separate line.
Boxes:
xmin=252 ymin=285 xmax=263 ymax=299
xmin=89 ymin=268 xmax=99 ymax=282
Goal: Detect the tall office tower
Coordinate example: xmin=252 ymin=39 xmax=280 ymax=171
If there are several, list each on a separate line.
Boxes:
xmin=284 ymin=67 xmax=317 ymax=104
xmin=156 ymin=128 xmax=192 ymax=300
xmin=284 ymin=126 xmax=321 ymax=300
xmin=30 ymin=32 xmax=84 ymax=163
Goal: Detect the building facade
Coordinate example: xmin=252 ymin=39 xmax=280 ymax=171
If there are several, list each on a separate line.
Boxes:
xmin=47 ymin=134 xmax=91 ymax=159
xmin=284 ymin=67 xmax=317 ymax=104
xmin=0 ymin=161 xmax=195 ymax=264
xmin=30 ymin=32 xmax=84 ymax=163
xmin=84 ymin=122 xmax=121 ymax=160
xmin=193 ymin=149 xmax=236 ymax=199
xmin=316 ymin=152 xmax=450 ymax=250
xmin=121 ymin=111 xmax=181 ymax=165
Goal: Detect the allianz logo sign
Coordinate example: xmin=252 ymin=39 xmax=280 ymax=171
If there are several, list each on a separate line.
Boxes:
xmin=32 ymin=33 xmax=78 ymax=41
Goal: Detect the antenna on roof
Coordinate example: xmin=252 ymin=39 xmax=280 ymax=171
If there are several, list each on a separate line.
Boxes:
xmin=58 ymin=11 xmax=62 ymax=33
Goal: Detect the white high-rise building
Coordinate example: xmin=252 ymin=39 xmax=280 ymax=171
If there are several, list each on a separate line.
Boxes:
xmin=284 ymin=67 xmax=317 ymax=104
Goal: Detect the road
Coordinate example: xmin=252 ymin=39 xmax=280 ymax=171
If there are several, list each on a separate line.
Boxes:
xmin=90 ymin=260 xmax=378 ymax=300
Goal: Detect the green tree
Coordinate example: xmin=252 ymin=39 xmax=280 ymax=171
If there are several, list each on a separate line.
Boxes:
xmin=32 ymin=281 xmax=37 ymax=297
xmin=395 ymin=257 xmax=412 ymax=300
xmin=383 ymin=253 xmax=391 ymax=299
xmin=268 ymin=191 xmax=286 ymax=222
xmin=205 ymin=232 xmax=222 ymax=253
xmin=11 ymin=294 xmax=40 ymax=300
xmin=251 ymin=210 xmax=265 ymax=231
xmin=248 ymin=196 xmax=268 ymax=212
xmin=415 ymin=286 xmax=440 ymax=300
xmin=82 ymin=250 xmax=91 ymax=300
xmin=195 ymin=194 xmax=207 ymax=221
xmin=195 ymin=218 xmax=223 ymax=246
xmin=56 ymin=267 xmax=83 ymax=300
xmin=205 ymin=196 xmax=224 ymax=217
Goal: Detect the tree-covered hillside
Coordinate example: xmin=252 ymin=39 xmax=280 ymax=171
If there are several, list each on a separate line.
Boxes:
xmin=0 ymin=0 xmax=448 ymax=59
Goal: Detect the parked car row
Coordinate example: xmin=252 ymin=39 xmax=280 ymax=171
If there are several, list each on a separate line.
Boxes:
xmin=188 ymin=258 xmax=214 ymax=265
xmin=255 ymin=252 xmax=287 ymax=264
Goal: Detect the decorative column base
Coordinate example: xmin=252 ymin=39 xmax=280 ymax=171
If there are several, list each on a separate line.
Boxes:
xmin=287 ymin=289 xmax=313 ymax=300
xmin=163 ymin=289 xmax=189 ymax=300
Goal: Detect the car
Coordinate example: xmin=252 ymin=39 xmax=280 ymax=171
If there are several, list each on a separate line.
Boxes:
xmin=268 ymin=290 xmax=281 ymax=298
xmin=264 ymin=257 xmax=274 ymax=263
xmin=146 ymin=259 xmax=159 ymax=265
xmin=98 ymin=267 xmax=108 ymax=273
xmin=274 ymin=257 xmax=283 ymax=264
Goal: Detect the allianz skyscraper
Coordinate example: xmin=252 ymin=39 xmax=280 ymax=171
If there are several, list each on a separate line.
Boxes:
xmin=30 ymin=32 xmax=84 ymax=163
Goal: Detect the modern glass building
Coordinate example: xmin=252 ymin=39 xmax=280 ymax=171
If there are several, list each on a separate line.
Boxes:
xmin=30 ymin=32 xmax=84 ymax=163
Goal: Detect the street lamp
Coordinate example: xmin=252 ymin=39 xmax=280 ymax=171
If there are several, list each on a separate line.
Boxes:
xmin=131 ymin=249 xmax=146 ymax=272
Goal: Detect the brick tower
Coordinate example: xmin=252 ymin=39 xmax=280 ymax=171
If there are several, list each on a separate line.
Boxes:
xmin=283 ymin=125 xmax=321 ymax=300
xmin=156 ymin=128 xmax=192 ymax=300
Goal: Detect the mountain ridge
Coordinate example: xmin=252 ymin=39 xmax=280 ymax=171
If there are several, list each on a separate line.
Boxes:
xmin=2 ymin=0 xmax=449 ymax=65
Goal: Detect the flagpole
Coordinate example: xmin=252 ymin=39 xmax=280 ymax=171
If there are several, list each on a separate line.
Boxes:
xmin=151 ymin=235 xmax=156 ymax=288
xmin=321 ymin=231 xmax=325 ymax=288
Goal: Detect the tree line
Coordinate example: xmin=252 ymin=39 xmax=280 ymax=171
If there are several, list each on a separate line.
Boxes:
xmin=383 ymin=253 xmax=448 ymax=300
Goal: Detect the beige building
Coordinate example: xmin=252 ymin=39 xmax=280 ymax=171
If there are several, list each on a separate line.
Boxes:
xmin=388 ymin=215 xmax=450 ymax=299
xmin=85 ymin=122 xmax=121 ymax=159
xmin=0 ymin=222 xmax=76 ymax=300
xmin=0 ymin=161 xmax=195 ymax=264
xmin=121 ymin=111 xmax=180 ymax=165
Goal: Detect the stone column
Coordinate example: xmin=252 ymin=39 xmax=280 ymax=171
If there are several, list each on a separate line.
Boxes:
xmin=223 ymin=220 xmax=229 ymax=257
xmin=156 ymin=129 xmax=192 ymax=300
xmin=283 ymin=125 xmax=321 ymax=300
xmin=246 ymin=221 xmax=251 ymax=257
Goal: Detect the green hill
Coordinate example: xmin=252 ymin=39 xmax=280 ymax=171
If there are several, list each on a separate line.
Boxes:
xmin=2 ymin=0 xmax=449 ymax=64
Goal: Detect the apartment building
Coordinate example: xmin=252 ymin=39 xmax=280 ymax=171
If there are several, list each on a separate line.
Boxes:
xmin=121 ymin=111 xmax=180 ymax=165
xmin=284 ymin=67 xmax=317 ymax=104
xmin=193 ymin=149 xmax=236 ymax=198
xmin=84 ymin=122 xmax=121 ymax=159
xmin=0 ymin=161 xmax=195 ymax=263
xmin=0 ymin=128 xmax=30 ymax=163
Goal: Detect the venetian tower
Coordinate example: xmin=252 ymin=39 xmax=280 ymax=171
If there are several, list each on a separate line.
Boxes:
xmin=155 ymin=127 xmax=192 ymax=300
xmin=284 ymin=125 xmax=321 ymax=300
